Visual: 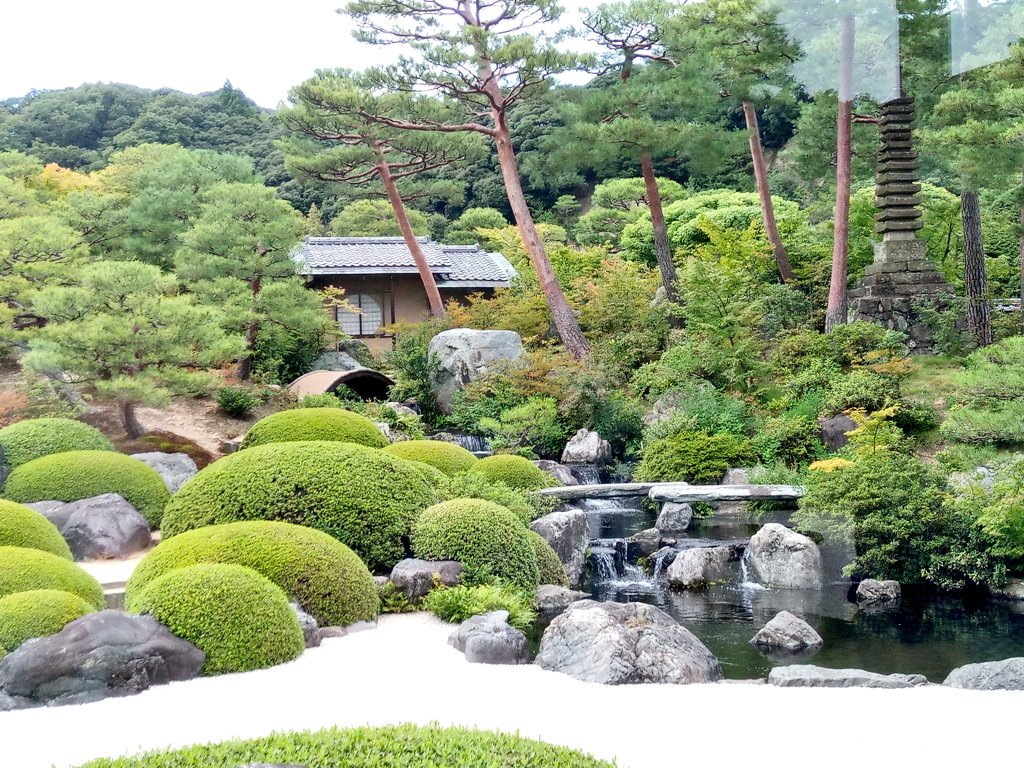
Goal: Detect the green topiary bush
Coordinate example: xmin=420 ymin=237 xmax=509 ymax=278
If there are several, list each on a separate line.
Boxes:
xmin=0 ymin=588 xmax=95 ymax=651
xmin=0 ymin=546 xmax=104 ymax=608
xmin=422 ymin=583 xmax=537 ymax=631
xmin=125 ymin=563 xmax=305 ymax=676
xmin=161 ymin=441 xmax=437 ymax=572
xmin=381 ymin=440 xmax=478 ymax=477
xmin=241 ymin=408 xmax=387 ymax=450
xmin=0 ymin=499 xmax=73 ymax=559
xmin=437 ymin=471 xmax=552 ymax=525
xmin=402 ymin=459 xmax=449 ymax=489
xmin=412 ymin=498 xmax=539 ymax=589
xmin=125 ymin=521 xmax=378 ymax=627
xmin=634 ymin=431 xmax=756 ymax=483
xmin=215 ymin=387 xmax=259 ymax=418
xmin=3 ymin=451 xmax=171 ymax=528
xmin=528 ymin=531 xmax=568 ymax=586
xmin=0 ymin=418 xmax=115 ymax=470
xmin=474 ymin=454 xmax=554 ymax=491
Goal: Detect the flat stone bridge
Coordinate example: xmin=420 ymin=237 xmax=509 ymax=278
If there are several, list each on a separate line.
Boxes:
xmin=538 ymin=483 xmax=804 ymax=504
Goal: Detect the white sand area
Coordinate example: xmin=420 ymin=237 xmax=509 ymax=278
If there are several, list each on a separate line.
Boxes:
xmin=0 ymin=612 xmax=1020 ymax=768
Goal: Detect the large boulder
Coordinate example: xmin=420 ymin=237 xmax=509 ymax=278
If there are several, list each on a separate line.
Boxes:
xmin=626 ymin=528 xmax=662 ymax=560
xmin=656 ymin=502 xmax=693 ymax=534
xmin=428 ymin=329 xmax=524 ymax=413
xmin=30 ymin=493 xmax=151 ymax=561
xmin=534 ymin=601 xmax=723 ymax=685
xmin=991 ymin=578 xmax=1024 ymax=601
xmin=129 ymin=452 xmax=198 ymax=494
xmin=667 ymin=546 xmax=735 ymax=589
xmin=561 ymin=429 xmax=612 ymax=466
xmin=818 ymin=414 xmax=857 ymax=452
xmin=944 ymin=658 xmax=1024 ymax=690
xmin=291 ymin=603 xmax=321 ymax=649
xmin=533 ymin=460 xmax=578 ymax=486
xmin=855 ymin=579 xmax=901 ymax=604
xmin=534 ymin=585 xmax=590 ymax=617
xmin=390 ymin=558 xmax=463 ymax=602
xmin=768 ymin=665 xmax=929 ymax=688
xmin=0 ymin=610 xmax=204 ymax=709
xmin=449 ymin=611 xmax=530 ymax=665
xmin=750 ymin=611 xmax=823 ymax=651
xmin=747 ymin=524 xmax=823 ymax=589
xmin=529 ymin=510 xmax=589 ymax=589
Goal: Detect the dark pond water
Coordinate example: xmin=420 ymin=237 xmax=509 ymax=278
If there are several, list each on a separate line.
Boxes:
xmin=576 ymin=497 xmax=1024 ymax=682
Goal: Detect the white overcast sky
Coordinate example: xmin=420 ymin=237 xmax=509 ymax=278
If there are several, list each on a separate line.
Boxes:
xmin=0 ymin=0 xmax=590 ymax=109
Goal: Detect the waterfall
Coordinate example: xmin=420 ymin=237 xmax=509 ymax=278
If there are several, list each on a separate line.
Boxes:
xmin=651 ymin=549 xmax=671 ymax=581
xmin=589 ymin=546 xmax=620 ymax=582
xmin=431 ymin=433 xmax=491 ymax=456
xmin=739 ymin=551 xmax=766 ymax=591
xmin=569 ymin=464 xmax=604 ymax=485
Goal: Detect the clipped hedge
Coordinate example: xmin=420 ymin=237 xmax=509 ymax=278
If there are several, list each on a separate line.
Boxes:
xmin=162 ymin=441 xmax=437 ymax=572
xmin=3 ymin=451 xmax=170 ymax=528
xmin=474 ymin=454 xmax=554 ymax=491
xmin=381 ymin=440 xmax=478 ymax=477
xmin=0 ymin=589 xmax=95 ymax=651
xmin=634 ymin=431 xmax=755 ymax=483
xmin=528 ymin=531 xmax=568 ymax=587
xmin=438 ymin=471 xmax=537 ymax=524
xmin=0 ymin=546 xmax=104 ymax=609
xmin=125 ymin=521 xmax=378 ymax=627
xmin=74 ymin=724 xmax=616 ymax=768
xmin=402 ymin=459 xmax=449 ymax=489
xmin=0 ymin=499 xmax=72 ymax=559
xmin=241 ymin=408 xmax=387 ymax=450
xmin=126 ymin=563 xmax=304 ymax=676
xmin=0 ymin=417 xmax=115 ymax=470
xmin=412 ymin=498 xmax=539 ymax=589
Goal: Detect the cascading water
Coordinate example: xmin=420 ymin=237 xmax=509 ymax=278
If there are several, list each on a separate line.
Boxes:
xmin=739 ymin=550 xmax=766 ymax=591
xmin=568 ymin=464 xmax=604 ymax=485
xmin=435 ymin=433 xmax=491 ymax=456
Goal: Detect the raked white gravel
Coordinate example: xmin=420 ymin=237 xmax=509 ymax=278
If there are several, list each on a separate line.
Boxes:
xmin=0 ymin=611 xmax=1019 ymax=768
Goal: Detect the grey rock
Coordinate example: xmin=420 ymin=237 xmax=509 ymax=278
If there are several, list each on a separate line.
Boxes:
xmin=722 ymin=468 xmax=750 ymax=485
xmin=656 ymin=502 xmax=693 ymax=534
xmin=533 ymin=460 xmax=579 ymax=486
xmin=747 ymin=524 xmax=823 ymax=589
xmin=129 ymin=452 xmax=198 ymax=494
xmin=856 ymin=579 xmax=902 ymax=604
xmin=535 ymin=585 xmax=590 ymax=616
xmin=390 ymin=558 xmax=462 ymax=602
xmin=291 ymin=603 xmax=321 ymax=648
xmin=649 ymin=546 xmax=678 ymax=575
xmin=35 ymin=494 xmax=152 ymax=560
xmin=25 ymin=500 xmax=77 ymax=531
xmin=943 ymin=658 xmax=1024 ymax=690
xmin=221 ymin=434 xmax=245 ymax=454
xmin=667 ymin=546 xmax=735 ymax=589
xmin=992 ymin=578 xmax=1024 ymax=601
xmin=385 ymin=402 xmax=419 ymax=417
xmin=768 ymin=665 xmax=929 ymax=688
xmin=318 ymin=620 xmax=377 ymax=640
xmin=428 ymin=329 xmax=524 ymax=413
xmin=627 ymin=528 xmax=662 ymax=559
xmin=561 ymin=429 xmax=612 ymax=466
xmin=372 ymin=575 xmax=390 ymax=589
xmin=529 ymin=510 xmax=589 ymax=589
xmin=535 ymin=601 xmax=723 ymax=685
xmin=449 ymin=611 xmax=529 ymax=665
xmin=819 ymin=414 xmax=857 ymax=452
xmin=750 ymin=611 xmax=823 ymax=651
xmin=0 ymin=610 xmax=204 ymax=708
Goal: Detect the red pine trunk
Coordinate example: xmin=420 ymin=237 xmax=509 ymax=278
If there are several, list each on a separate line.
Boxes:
xmin=825 ymin=14 xmax=855 ymax=332
xmin=743 ymin=101 xmax=795 ymax=283
xmin=640 ymin=154 xmax=679 ymax=302
xmin=962 ymin=189 xmax=992 ymax=346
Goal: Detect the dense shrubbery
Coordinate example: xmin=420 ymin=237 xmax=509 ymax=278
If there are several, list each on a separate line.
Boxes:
xmin=959 ymin=458 xmax=1024 ymax=570
xmin=3 ymin=451 xmax=170 ymax=528
xmin=634 ymin=431 xmax=755 ymax=483
xmin=162 ymin=441 xmax=437 ymax=571
xmin=215 ymin=387 xmax=259 ymax=417
xmin=0 ymin=499 xmax=73 ymax=559
xmin=241 ymin=407 xmax=388 ymax=450
xmin=125 ymin=563 xmax=305 ymax=676
xmin=474 ymin=454 xmax=554 ymax=491
xmin=124 ymin=521 xmax=379 ymax=627
xmin=752 ymin=414 xmax=824 ymax=467
xmin=422 ymin=583 xmax=537 ymax=631
xmin=381 ymin=440 xmax=478 ymax=477
xmin=528 ymin=531 xmax=568 ymax=587
xmin=941 ymin=337 xmax=1024 ymax=445
xmin=0 ymin=546 xmax=104 ymax=608
xmin=438 ymin=471 xmax=554 ymax=525
xmin=0 ymin=588 xmax=95 ymax=651
xmin=479 ymin=396 xmax=568 ymax=459
xmin=0 ymin=418 xmax=114 ymax=469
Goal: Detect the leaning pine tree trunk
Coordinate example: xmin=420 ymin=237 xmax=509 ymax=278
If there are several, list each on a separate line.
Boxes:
xmin=640 ymin=153 xmax=679 ymax=302
xmin=1019 ymin=169 xmax=1023 ymax=334
xmin=121 ymin=401 xmax=145 ymax=440
xmin=742 ymin=101 xmax=795 ymax=283
xmin=235 ymin=274 xmax=261 ymax=381
xmin=962 ymin=189 xmax=992 ymax=346
xmin=826 ymin=14 xmax=855 ymax=332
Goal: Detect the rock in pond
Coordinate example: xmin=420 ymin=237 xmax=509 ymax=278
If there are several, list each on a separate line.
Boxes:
xmin=30 ymin=493 xmax=151 ymax=560
xmin=747 ymin=523 xmax=823 ymax=589
xmin=390 ymin=559 xmax=463 ymax=602
xmin=449 ymin=611 xmax=529 ymax=665
xmin=656 ymin=502 xmax=693 ymax=534
xmin=768 ymin=665 xmax=929 ymax=688
xmin=561 ymin=428 xmax=612 ymax=466
xmin=130 ymin=451 xmax=198 ymax=494
xmin=529 ymin=510 xmax=589 ymax=589
xmin=944 ymin=658 xmax=1024 ymax=690
xmin=627 ymin=528 xmax=662 ymax=559
xmin=751 ymin=611 xmax=823 ymax=651
xmin=667 ymin=546 xmax=735 ymax=589
xmin=428 ymin=329 xmax=524 ymax=413
xmin=992 ymin=578 xmax=1024 ymax=601
xmin=535 ymin=601 xmax=723 ymax=685
xmin=856 ymin=579 xmax=901 ymax=604
xmin=535 ymin=585 xmax=590 ymax=617
xmin=533 ymin=460 xmax=578 ymax=486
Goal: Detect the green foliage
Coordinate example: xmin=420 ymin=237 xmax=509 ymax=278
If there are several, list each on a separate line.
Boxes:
xmin=445 ymin=207 xmax=508 ymax=244
xmin=300 ymin=392 xmax=428 ymax=440
xmin=446 ymin=368 xmax=528 ymax=434
xmin=0 ymin=589 xmax=94 ymax=651
xmin=820 ymin=371 xmax=893 ymax=416
xmin=528 ymin=531 xmax=568 ymax=587
xmin=0 ymin=546 xmax=104 ymax=608
xmin=412 ymin=498 xmax=540 ymax=589
xmin=422 ymin=583 xmax=537 ymax=632
xmin=966 ymin=459 xmax=1024 ymax=566
xmin=0 ymin=417 xmax=114 ymax=470
xmin=0 ymin=499 xmax=72 ymax=559
xmin=642 ymin=383 xmax=751 ymax=440
xmin=752 ymin=414 xmax=823 ymax=467
xmin=474 ymin=454 xmax=555 ymax=491
xmin=241 ymin=407 xmax=388 ymax=450
xmin=844 ymin=406 xmax=906 ymax=458
xmin=634 ymin=431 xmax=755 ymax=483
xmin=478 ymin=397 xmax=568 ymax=459
xmin=124 ymin=521 xmax=379 ymax=628
xmin=437 ymin=471 xmax=552 ymax=525
xmin=126 ymin=563 xmax=305 ymax=676
xmin=941 ymin=337 xmax=1024 ymax=445
xmin=384 ymin=318 xmax=453 ymax=419
xmin=3 ymin=450 xmax=170 ymax=528
xmin=329 ymin=199 xmax=429 ymax=237
xmin=381 ymin=440 xmax=479 ymax=477
xmin=215 ymin=387 xmax=259 ymax=418
xmin=161 ymin=441 xmax=437 ymax=572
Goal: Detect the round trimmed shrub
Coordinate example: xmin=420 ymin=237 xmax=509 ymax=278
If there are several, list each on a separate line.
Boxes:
xmin=3 ymin=451 xmax=170 ymax=528
xmin=241 ymin=408 xmax=387 ymax=450
xmin=381 ymin=440 xmax=478 ymax=477
xmin=126 ymin=563 xmax=305 ymax=676
xmin=0 ymin=499 xmax=72 ymax=559
xmin=0 ymin=417 xmax=114 ymax=470
xmin=125 ymin=521 xmax=378 ymax=627
xmin=0 ymin=589 xmax=95 ymax=651
xmin=412 ymin=498 xmax=539 ymax=589
xmin=161 ymin=441 xmax=437 ymax=572
xmin=633 ymin=431 xmax=756 ymax=483
xmin=401 ymin=459 xmax=448 ymax=489
xmin=528 ymin=531 xmax=568 ymax=587
xmin=474 ymin=454 xmax=554 ymax=490
xmin=438 ymin=471 xmax=536 ymax=524
xmin=0 ymin=546 xmax=104 ymax=608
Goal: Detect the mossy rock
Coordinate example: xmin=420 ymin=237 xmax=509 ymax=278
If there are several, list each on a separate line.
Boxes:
xmin=0 ymin=418 xmax=115 ymax=470
xmin=241 ymin=408 xmax=387 ymax=450
xmin=474 ymin=454 xmax=554 ymax=491
xmin=0 ymin=589 xmax=95 ymax=651
xmin=161 ymin=441 xmax=437 ymax=572
xmin=412 ymin=498 xmax=539 ymax=589
xmin=125 ymin=563 xmax=305 ymax=676
xmin=3 ymin=451 xmax=170 ymax=528
xmin=125 ymin=521 xmax=378 ymax=627
xmin=381 ymin=440 xmax=478 ymax=477
xmin=528 ymin=530 xmax=568 ymax=587
xmin=0 ymin=499 xmax=72 ymax=559
xmin=0 ymin=546 xmax=104 ymax=609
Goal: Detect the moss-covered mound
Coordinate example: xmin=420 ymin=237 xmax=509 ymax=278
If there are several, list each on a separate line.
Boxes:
xmin=0 ymin=588 xmax=95 ymax=651
xmin=528 ymin=531 xmax=568 ymax=587
xmin=0 ymin=499 xmax=72 ymax=559
xmin=474 ymin=454 xmax=554 ymax=491
xmin=402 ymin=459 xmax=449 ymax=489
xmin=412 ymin=498 xmax=539 ymax=589
xmin=162 ymin=441 xmax=437 ymax=572
xmin=0 ymin=546 xmax=104 ymax=608
xmin=0 ymin=418 xmax=115 ymax=470
xmin=3 ymin=451 xmax=170 ymax=528
xmin=438 ymin=472 xmax=538 ymax=525
xmin=125 ymin=521 xmax=378 ymax=627
xmin=381 ymin=440 xmax=478 ymax=477
xmin=74 ymin=724 xmax=616 ymax=767
xmin=126 ymin=563 xmax=304 ymax=676
xmin=241 ymin=408 xmax=387 ymax=450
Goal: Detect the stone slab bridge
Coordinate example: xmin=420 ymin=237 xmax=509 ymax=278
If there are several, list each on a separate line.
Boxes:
xmin=538 ymin=483 xmax=804 ymax=504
